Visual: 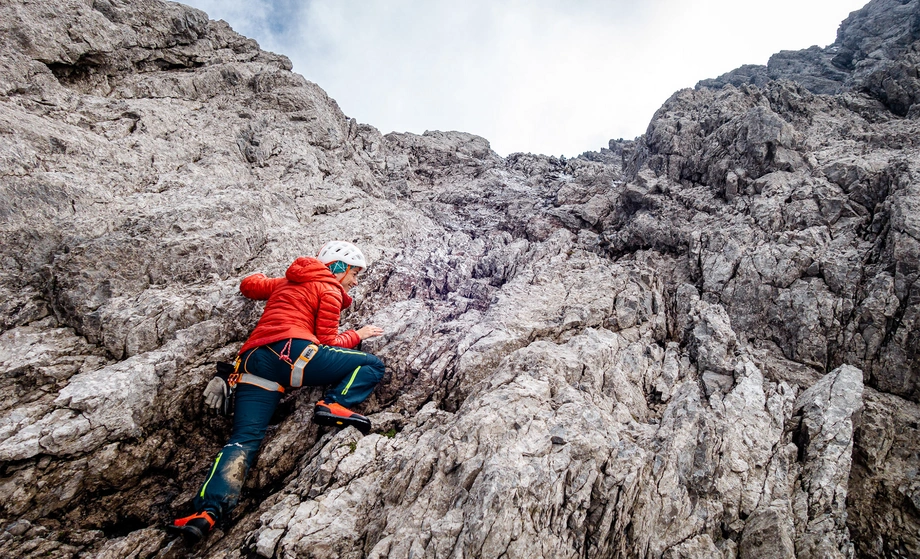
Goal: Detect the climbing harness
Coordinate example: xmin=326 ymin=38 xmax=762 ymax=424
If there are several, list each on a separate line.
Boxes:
xmin=225 ymin=355 xmax=284 ymax=393
xmin=229 ymin=340 xmax=321 ymax=393
xmin=278 ymin=338 xmax=293 ymax=363
xmin=290 ymin=344 xmax=319 ymax=387
xmin=208 ymin=340 xmax=321 ymax=416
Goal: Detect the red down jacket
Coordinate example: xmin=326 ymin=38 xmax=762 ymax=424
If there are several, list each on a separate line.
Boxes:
xmin=237 ymin=257 xmax=361 ymax=354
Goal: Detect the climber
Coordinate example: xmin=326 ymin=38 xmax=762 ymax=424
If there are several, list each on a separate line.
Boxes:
xmin=170 ymin=241 xmax=385 ymax=546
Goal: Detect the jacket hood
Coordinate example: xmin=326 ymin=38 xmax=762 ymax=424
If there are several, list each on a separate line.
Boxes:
xmin=285 ymin=257 xmax=353 ymax=307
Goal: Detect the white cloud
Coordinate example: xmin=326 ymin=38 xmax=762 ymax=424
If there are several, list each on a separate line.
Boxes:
xmin=180 ymin=0 xmax=869 ymax=156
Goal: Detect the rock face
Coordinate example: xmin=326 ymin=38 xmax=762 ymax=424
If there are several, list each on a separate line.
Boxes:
xmin=697 ymin=0 xmax=920 ymax=118
xmin=0 ymin=0 xmax=917 ymax=558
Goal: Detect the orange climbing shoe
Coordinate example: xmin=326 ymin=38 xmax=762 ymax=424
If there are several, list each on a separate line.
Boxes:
xmin=170 ymin=510 xmax=216 ymax=546
xmin=313 ymin=400 xmax=371 ymax=433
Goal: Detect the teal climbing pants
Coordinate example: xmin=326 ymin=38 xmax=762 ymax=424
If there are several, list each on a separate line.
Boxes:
xmin=193 ymin=339 xmax=385 ymax=521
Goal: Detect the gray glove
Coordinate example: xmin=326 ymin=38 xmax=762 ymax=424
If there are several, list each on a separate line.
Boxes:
xmin=203 ymin=377 xmax=229 ymax=413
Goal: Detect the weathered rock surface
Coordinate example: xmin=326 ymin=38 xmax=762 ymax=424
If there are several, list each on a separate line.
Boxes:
xmin=698 ymin=0 xmax=920 ymax=117
xmin=0 ymin=0 xmax=917 ymax=558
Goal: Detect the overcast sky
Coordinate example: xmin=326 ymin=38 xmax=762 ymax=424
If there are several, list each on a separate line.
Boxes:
xmin=179 ymin=0 xmax=869 ymax=157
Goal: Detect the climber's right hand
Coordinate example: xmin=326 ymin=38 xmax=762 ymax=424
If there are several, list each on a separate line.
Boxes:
xmin=356 ymin=325 xmax=383 ymax=340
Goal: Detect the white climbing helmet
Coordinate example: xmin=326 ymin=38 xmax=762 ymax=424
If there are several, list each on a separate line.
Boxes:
xmin=317 ymin=240 xmax=368 ymax=268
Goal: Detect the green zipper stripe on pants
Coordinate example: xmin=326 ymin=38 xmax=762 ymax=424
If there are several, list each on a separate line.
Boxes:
xmin=341 ymin=366 xmax=361 ymax=396
xmin=327 ymin=347 xmax=366 ymax=356
xmin=200 ymin=451 xmax=223 ymax=498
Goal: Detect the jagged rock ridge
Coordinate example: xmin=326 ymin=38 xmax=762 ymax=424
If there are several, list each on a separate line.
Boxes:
xmin=697 ymin=0 xmax=920 ymax=118
xmin=0 ymin=0 xmax=918 ymax=558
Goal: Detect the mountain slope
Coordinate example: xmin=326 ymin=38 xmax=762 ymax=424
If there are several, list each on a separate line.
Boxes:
xmin=0 ymin=0 xmax=917 ymax=557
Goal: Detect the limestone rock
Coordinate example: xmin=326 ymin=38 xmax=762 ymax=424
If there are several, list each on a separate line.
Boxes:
xmin=740 ymin=504 xmax=796 ymax=559
xmin=0 ymin=0 xmax=917 ymax=558
xmin=791 ymin=365 xmax=864 ymax=558
xmin=698 ymin=0 xmax=920 ymax=116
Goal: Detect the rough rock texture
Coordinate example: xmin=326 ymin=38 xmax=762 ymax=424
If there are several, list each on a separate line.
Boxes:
xmin=698 ymin=0 xmax=920 ymax=117
xmin=0 ymin=0 xmax=917 ymax=558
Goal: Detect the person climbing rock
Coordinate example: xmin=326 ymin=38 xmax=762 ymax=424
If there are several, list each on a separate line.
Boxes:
xmin=171 ymin=241 xmax=385 ymax=546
